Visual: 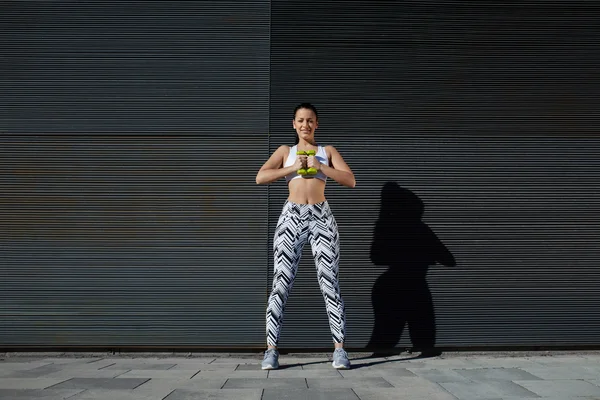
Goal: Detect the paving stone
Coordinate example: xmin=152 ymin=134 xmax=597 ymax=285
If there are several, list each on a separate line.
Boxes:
xmin=44 ymin=369 xmax=131 ymax=379
xmin=3 ymin=364 xmax=64 ymax=378
xmin=393 ymin=362 xmax=429 ymax=369
xmin=353 ymin=387 xmax=458 ymax=400
xmin=439 ymin=380 xmax=540 ymax=400
xmin=514 ymin=380 xmax=600 ymax=398
xmin=306 ymin=377 xmax=393 ymax=388
xmin=79 ymin=360 xmax=121 ymax=369
xmin=0 ymin=378 xmax=69 ymax=390
xmin=526 ymin=356 xmax=590 ymax=365
xmin=519 ymin=365 xmax=599 ymax=380
xmin=5 ymin=352 xmax=65 ymax=357
xmin=40 ymin=358 xmax=101 ymax=365
xmin=277 ymin=365 xmax=304 ymax=371
xmin=135 ymin=358 xmax=216 ymax=365
xmin=347 ymin=359 xmax=400 ymax=369
xmin=176 ymin=364 xmax=235 ymax=372
xmin=338 ymin=368 xmax=415 ymax=378
xmin=194 ymin=370 xmax=268 ymax=379
xmin=373 ymin=355 xmax=414 ymax=363
xmin=281 ymin=358 xmax=334 ymax=365
xmin=470 ymin=358 xmax=541 ymax=369
xmin=168 ymin=364 xmax=206 ymax=371
xmin=69 ymin=389 xmax=169 ymax=400
xmin=270 ymin=369 xmax=341 ymax=378
xmin=176 ymin=378 xmax=230 ymax=390
xmin=408 ymin=368 xmax=471 ymax=383
xmin=262 ymin=388 xmax=359 ymax=400
xmin=297 ymin=362 xmax=334 ymax=370
xmin=165 ymin=388 xmax=263 ymax=400
xmin=535 ymin=356 xmax=600 ymax=369
xmin=500 ymin=397 xmax=590 ymax=400
xmin=347 ymin=360 xmax=416 ymax=371
xmin=194 ymin=365 xmax=238 ymax=372
xmin=116 ymin=369 xmax=197 ymax=379
xmin=0 ymin=361 xmax=54 ymax=371
xmin=0 ymin=388 xmax=85 ymax=399
xmin=234 ymin=364 xmax=263 ymax=371
xmin=222 ymin=378 xmax=307 ymax=389
xmin=2 ymin=354 xmax=600 ymax=399
xmin=411 ymin=359 xmax=481 ymax=369
xmin=374 ymin=377 xmax=459 ymax=397
xmin=0 ymin=370 xmax=14 ymax=378
xmin=583 ymin=365 xmax=600 ymax=375
xmin=103 ymin=363 xmax=176 ymax=370
xmin=0 ymin=357 xmax=46 ymax=363
xmin=132 ymin=378 xmax=197 ymax=398
xmin=49 ymin=377 xmax=150 ymax=390
xmin=210 ymin=358 xmax=262 ymax=365
xmin=59 ymin=361 xmax=121 ymax=371
xmin=456 ymin=368 xmax=543 ymax=381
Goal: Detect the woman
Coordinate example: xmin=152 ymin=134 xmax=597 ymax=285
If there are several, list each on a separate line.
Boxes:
xmin=256 ymin=103 xmax=356 ymax=370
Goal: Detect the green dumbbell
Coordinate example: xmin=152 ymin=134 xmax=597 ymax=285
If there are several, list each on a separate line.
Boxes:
xmin=296 ymin=149 xmax=318 ymax=176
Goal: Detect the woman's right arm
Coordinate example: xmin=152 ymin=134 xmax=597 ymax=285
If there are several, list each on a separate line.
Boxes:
xmin=256 ymin=145 xmax=297 ymax=185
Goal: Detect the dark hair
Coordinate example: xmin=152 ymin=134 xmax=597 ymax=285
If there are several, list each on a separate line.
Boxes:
xmin=293 ymin=102 xmax=319 ymax=121
xmin=293 ymin=103 xmax=319 ymax=145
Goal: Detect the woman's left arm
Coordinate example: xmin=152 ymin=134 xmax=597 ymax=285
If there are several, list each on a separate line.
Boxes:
xmin=321 ymin=146 xmax=356 ymax=188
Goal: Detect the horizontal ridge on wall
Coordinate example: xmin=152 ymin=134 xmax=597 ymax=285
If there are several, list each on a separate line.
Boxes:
xmin=0 ymin=1 xmax=270 ymax=135
xmin=0 ymin=134 xmax=270 ymax=347
xmin=268 ymin=0 xmax=600 ymax=349
xmin=1 ymin=0 xmax=271 ymax=348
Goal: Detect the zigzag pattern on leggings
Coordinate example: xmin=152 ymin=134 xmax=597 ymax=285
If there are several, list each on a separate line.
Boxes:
xmin=266 ymin=201 xmax=346 ymax=347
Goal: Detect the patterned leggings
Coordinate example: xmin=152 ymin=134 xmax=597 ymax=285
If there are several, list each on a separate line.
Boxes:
xmin=266 ymin=200 xmax=346 ymax=347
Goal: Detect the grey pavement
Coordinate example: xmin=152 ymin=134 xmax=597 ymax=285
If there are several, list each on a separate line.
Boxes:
xmin=1 ymin=351 xmax=600 ymax=399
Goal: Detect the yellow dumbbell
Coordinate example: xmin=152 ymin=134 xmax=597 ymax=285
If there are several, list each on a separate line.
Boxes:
xmin=296 ymin=149 xmax=318 ymax=176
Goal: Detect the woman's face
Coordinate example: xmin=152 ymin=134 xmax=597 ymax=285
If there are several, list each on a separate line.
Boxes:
xmin=293 ymin=108 xmax=318 ymax=142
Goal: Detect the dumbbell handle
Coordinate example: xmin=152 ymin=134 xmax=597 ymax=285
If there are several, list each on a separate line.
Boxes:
xmin=296 ymin=150 xmax=318 ymax=177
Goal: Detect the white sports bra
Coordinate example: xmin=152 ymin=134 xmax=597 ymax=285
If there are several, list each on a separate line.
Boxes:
xmin=283 ymin=145 xmax=329 ymax=183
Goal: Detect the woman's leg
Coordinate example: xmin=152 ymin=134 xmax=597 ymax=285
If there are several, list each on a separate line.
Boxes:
xmin=265 ymin=204 xmax=308 ymax=348
xmin=308 ymin=203 xmax=346 ymax=347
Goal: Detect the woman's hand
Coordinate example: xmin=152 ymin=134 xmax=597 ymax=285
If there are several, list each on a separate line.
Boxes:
xmin=307 ymin=155 xmax=321 ymax=171
xmin=294 ymin=154 xmax=306 ymax=171
xmin=256 ymin=145 xmax=304 ymax=185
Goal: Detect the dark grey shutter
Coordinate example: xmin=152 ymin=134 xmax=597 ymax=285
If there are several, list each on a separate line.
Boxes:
xmin=3 ymin=0 xmax=600 ymax=351
xmin=1 ymin=1 xmax=270 ymax=347
xmin=269 ymin=1 xmax=600 ymax=350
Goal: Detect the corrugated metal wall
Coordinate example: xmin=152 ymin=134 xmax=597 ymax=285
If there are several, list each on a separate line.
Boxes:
xmin=269 ymin=1 xmax=600 ymax=350
xmin=2 ymin=0 xmax=600 ymax=350
xmin=1 ymin=1 xmax=270 ymax=347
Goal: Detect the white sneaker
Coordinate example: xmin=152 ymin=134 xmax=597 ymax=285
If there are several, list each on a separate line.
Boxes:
xmin=261 ymin=348 xmax=279 ymax=370
xmin=332 ymin=348 xmax=351 ymax=369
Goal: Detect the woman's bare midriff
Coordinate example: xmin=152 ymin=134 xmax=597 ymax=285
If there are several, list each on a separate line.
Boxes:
xmin=287 ymin=178 xmax=327 ymax=205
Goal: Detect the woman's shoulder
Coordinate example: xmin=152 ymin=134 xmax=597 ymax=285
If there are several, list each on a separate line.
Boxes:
xmin=274 ymin=145 xmax=294 ymax=162
xmin=322 ymin=145 xmax=340 ymax=158
xmin=274 ymin=144 xmax=293 ymax=153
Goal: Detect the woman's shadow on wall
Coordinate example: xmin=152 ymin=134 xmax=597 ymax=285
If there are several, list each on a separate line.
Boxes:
xmin=367 ymin=182 xmax=456 ymax=358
